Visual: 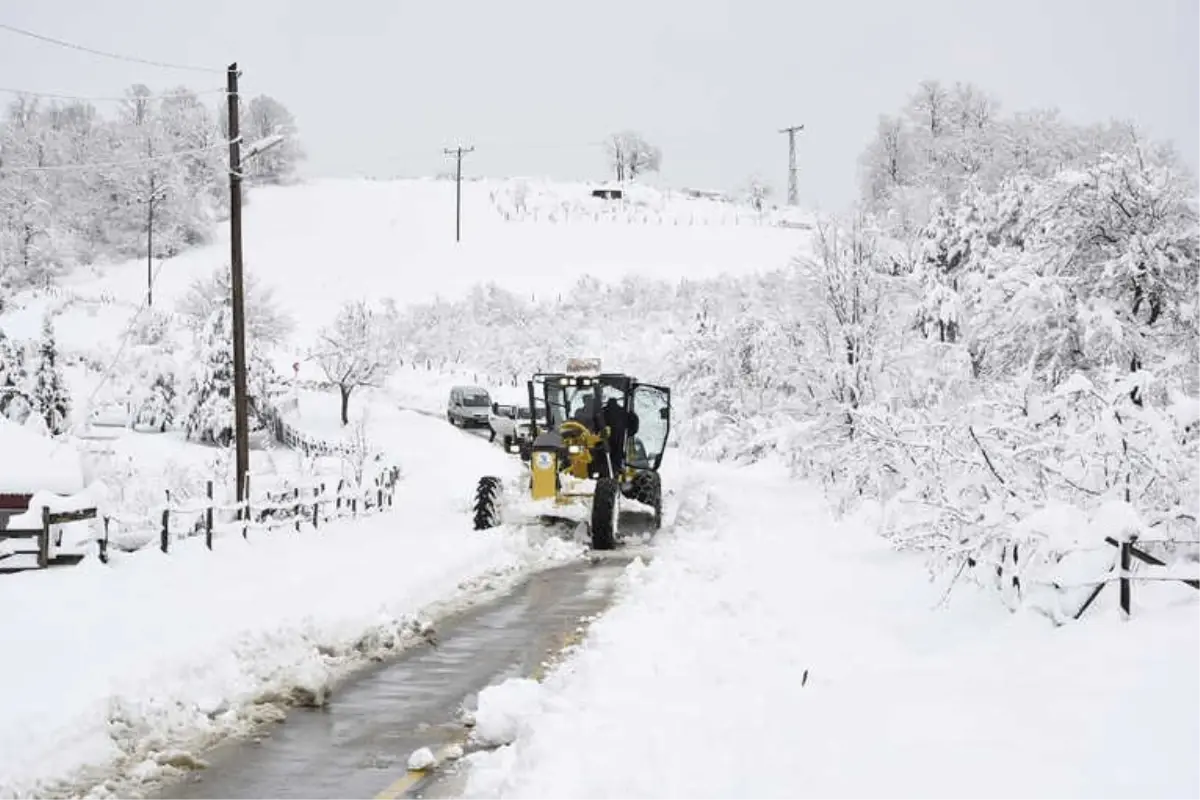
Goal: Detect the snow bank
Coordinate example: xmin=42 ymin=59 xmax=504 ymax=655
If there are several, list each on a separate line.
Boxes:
xmin=0 ymin=509 xmax=573 ymax=799
xmin=0 ymin=418 xmax=84 ymax=495
xmin=472 ymin=678 xmax=545 ymax=747
xmin=463 ymin=461 xmax=1200 ymax=799
xmin=407 ymin=747 xmax=436 ymax=771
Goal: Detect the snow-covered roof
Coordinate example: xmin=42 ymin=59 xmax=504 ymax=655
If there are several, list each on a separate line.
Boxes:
xmin=0 ymin=419 xmax=84 ymax=495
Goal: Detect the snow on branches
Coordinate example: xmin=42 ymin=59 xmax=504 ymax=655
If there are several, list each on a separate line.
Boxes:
xmin=833 ymin=86 xmax=1200 ymax=614
xmin=0 ymin=87 xmax=302 ymax=290
xmin=310 ymin=299 xmax=397 ymax=425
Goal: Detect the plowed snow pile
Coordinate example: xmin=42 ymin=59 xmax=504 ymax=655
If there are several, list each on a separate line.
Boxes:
xmin=463 ymin=460 xmax=1199 ymax=798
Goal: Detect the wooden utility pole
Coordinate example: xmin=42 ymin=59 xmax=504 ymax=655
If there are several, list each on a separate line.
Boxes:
xmin=144 ymin=180 xmax=166 ymax=307
xmin=778 ymin=124 xmax=804 ymax=206
xmin=227 ymin=62 xmax=251 ymax=516
xmin=147 ymin=182 xmax=154 ymax=306
xmin=443 ymin=144 xmax=474 ymax=242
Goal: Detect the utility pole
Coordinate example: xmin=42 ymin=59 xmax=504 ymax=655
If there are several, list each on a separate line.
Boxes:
xmin=227 ymin=62 xmax=251 ymax=518
xmin=779 ymin=124 xmax=804 ymax=206
xmin=443 ymin=144 xmax=474 ymax=242
xmin=143 ymin=180 xmax=167 ymax=307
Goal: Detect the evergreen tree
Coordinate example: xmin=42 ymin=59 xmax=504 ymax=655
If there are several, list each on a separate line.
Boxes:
xmin=32 ymin=315 xmax=70 ymax=434
xmin=135 ymin=369 xmax=177 ymax=432
xmin=0 ymin=328 xmax=31 ymax=422
xmin=184 ymin=307 xmax=236 ymax=446
xmin=184 ymin=306 xmax=280 ymax=445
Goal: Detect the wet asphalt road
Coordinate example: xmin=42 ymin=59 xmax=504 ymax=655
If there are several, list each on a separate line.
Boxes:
xmin=154 ymin=557 xmax=635 ymax=800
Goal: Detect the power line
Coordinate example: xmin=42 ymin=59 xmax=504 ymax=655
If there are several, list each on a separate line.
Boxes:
xmin=0 ymin=85 xmax=226 ymax=103
xmin=0 ymin=21 xmax=223 ymax=74
xmin=0 ymin=141 xmax=230 ymax=175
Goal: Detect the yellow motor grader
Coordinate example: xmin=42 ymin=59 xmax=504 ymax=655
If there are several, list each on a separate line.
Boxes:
xmin=471 ymin=359 xmax=671 ymax=550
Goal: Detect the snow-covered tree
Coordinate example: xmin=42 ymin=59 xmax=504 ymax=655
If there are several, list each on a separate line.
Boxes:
xmin=220 ymin=94 xmax=303 ymax=185
xmin=0 ymin=327 xmax=31 ymax=422
xmin=312 ymin=299 xmax=397 ymax=424
xmin=184 ymin=307 xmax=236 ymax=447
xmin=183 ymin=306 xmax=280 ymax=446
xmin=135 ymin=368 xmax=177 ymax=432
xmin=177 ymin=263 xmax=294 ymax=346
xmin=744 ymin=174 xmax=773 ymax=211
xmin=0 ymin=83 xmax=296 ymax=291
xmin=795 ymin=214 xmax=892 ymax=418
xmin=605 ymin=131 xmax=662 ymax=182
xmin=32 ymin=315 xmax=70 ymax=434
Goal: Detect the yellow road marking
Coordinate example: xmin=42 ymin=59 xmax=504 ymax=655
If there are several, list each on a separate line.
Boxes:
xmin=374 ymin=770 xmax=427 ymax=800
xmin=374 ymin=742 xmax=465 ymax=799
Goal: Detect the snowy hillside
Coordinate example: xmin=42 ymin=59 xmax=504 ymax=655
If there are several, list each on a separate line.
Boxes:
xmin=0 ymin=176 xmax=811 ymax=540
xmin=2 ymin=177 xmax=808 ymax=356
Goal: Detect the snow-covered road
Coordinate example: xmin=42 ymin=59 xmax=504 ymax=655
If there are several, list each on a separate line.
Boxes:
xmin=153 ymin=557 xmax=636 ymax=800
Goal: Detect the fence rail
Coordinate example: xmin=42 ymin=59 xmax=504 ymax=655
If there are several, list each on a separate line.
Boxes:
xmin=0 ymin=466 xmax=401 ymax=574
xmin=0 ymin=507 xmax=99 ymax=573
xmin=1067 ymin=535 xmax=1200 ymax=620
xmin=97 ymin=465 xmax=401 ymax=562
xmin=485 ymin=193 xmax=811 ymax=230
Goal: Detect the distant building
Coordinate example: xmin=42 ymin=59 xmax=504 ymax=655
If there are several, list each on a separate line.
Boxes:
xmin=590 ymin=183 xmax=623 ymax=201
xmin=683 ymin=188 xmax=729 ymax=202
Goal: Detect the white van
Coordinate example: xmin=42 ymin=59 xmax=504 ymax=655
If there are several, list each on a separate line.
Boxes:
xmin=488 ymin=391 xmax=547 ymax=448
xmin=447 ymin=385 xmax=492 ymax=428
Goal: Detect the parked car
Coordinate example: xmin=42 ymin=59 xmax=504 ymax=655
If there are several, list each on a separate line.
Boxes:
xmin=447 ymin=385 xmax=492 ymax=428
xmin=488 ymin=395 xmax=547 ymax=448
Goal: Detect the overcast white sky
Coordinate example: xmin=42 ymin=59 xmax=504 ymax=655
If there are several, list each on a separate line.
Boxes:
xmin=1 ymin=0 xmax=1195 ymax=208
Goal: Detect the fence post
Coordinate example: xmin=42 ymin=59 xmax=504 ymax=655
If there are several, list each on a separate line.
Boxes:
xmin=160 ymin=508 xmax=170 ymax=554
xmin=294 ymin=487 xmax=302 ymax=532
xmin=100 ymin=516 xmax=110 ymax=564
xmin=205 ymin=480 xmax=214 ymax=550
xmin=242 ymin=474 xmax=252 ymax=537
xmin=1119 ymin=537 xmax=1133 ymax=620
xmin=38 ymin=505 xmax=50 ymax=568
xmin=336 ymin=479 xmax=345 ymax=512
xmin=313 ymin=484 xmax=322 ymax=529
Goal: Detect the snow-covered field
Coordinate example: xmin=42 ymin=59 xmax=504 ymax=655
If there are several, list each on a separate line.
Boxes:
xmin=6 ymin=177 xmax=807 ymax=358
xmin=463 ymin=460 xmax=1200 ymax=798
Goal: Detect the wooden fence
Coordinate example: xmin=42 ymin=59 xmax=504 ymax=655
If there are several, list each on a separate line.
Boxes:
xmin=1067 ymin=534 xmax=1200 ymax=620
xmin=0 ymin=507 xmax=98 ymax=573
xmin=1 ymin=466 xmax=400 ymax=573
xmin=97 ymin=466 xmax=401 ymax=562
xmin=260 ymin=396 xmax=360 ymax=459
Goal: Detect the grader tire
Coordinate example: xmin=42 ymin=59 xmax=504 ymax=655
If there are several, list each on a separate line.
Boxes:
xmin=473 ymin=476 xmax=502 ymax=530
xmin=630 ymin=471 xmax=663 ymax=531
xmin=591 ymin=478 xmax=619 ymax=551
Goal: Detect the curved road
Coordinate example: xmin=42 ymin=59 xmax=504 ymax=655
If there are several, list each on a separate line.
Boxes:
xmin=154 ymin=556 xmax=638 ymax=799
